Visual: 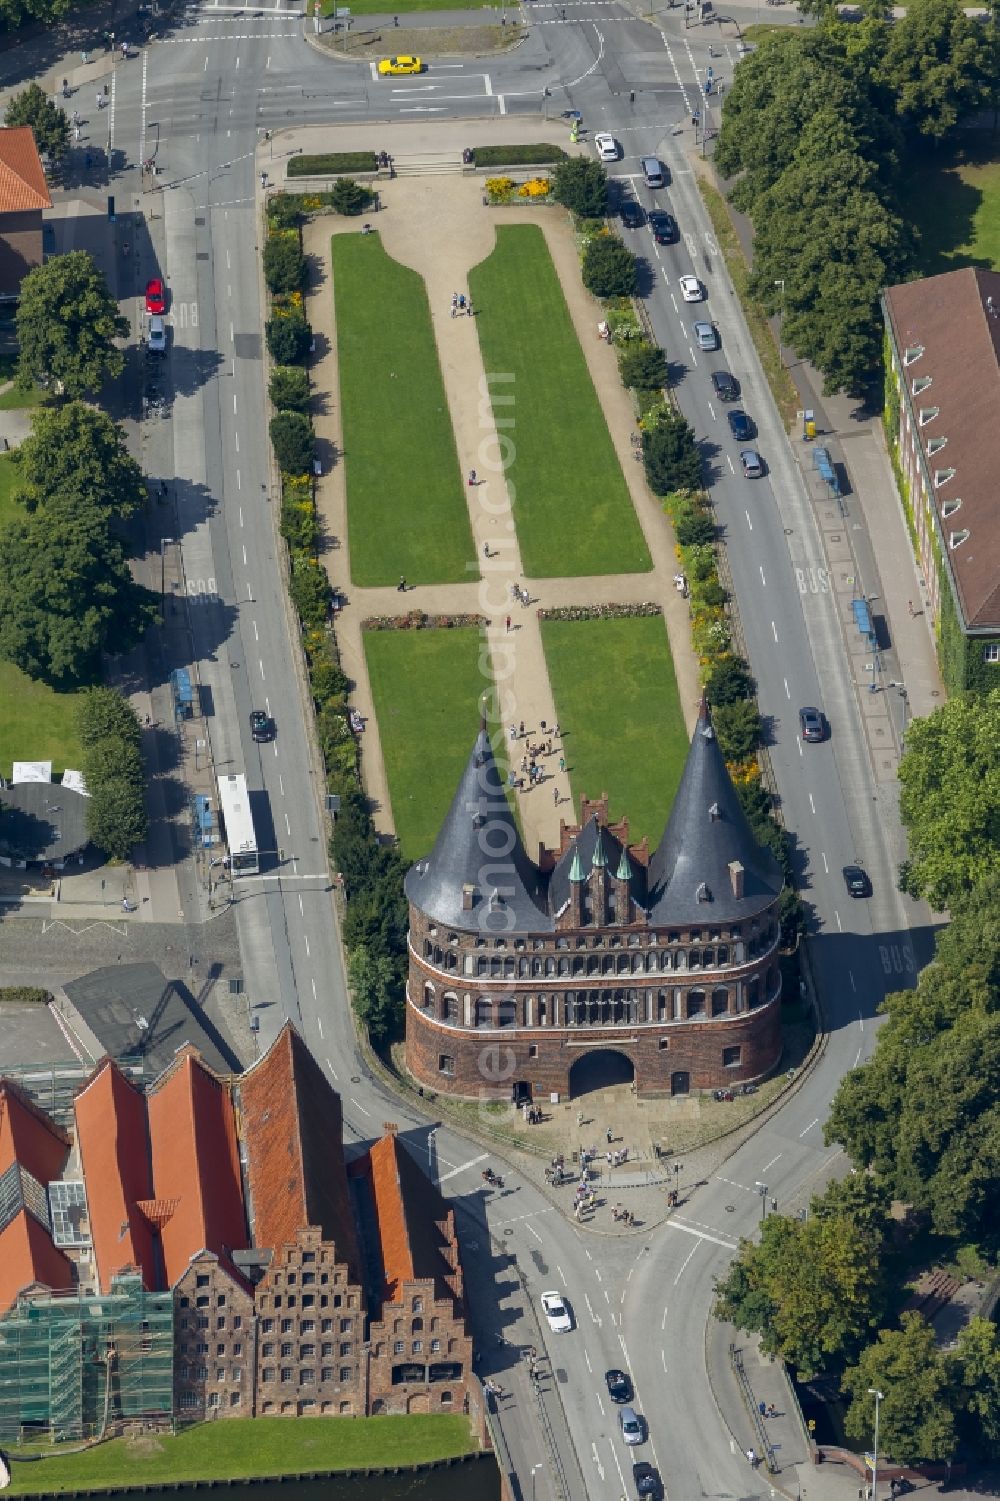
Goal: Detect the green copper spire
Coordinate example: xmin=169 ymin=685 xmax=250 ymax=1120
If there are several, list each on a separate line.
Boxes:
xmin=570 ymin=846 xmax=586 ymax=883
xmin=616 ymin=847 xmax=632 ymax=883
xmin=591 ymin=828 xmax=608 ymax=870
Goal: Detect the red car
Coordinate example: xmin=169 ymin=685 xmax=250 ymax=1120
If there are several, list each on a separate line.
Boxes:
xmin=145 ymin=278 xmax=166 ymax=315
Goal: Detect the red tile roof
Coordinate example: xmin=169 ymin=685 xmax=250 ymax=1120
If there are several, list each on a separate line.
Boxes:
xmin=0 ymin=126 xmax=51 ymax=213
xmin=146 ymin=1050 xmax=247 ymax=1288
xmin=238 ymin=1024 xmax=360 ymax=1276
xmin=0 ymin=1210 xmax=74 ymax=1313
xmin=0 ymin=1079 xmax=70 ymax=1184
xmin=74 ymin=1059 xmax=157 ymax=1292
xmin=884 ymin=266 xmax=1000 ymax=631
xmin=367 ymin=1134 xmax=464 ymax=1308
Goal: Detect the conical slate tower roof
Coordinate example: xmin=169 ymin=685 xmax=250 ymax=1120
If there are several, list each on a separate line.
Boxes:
xmin=646 ymin=701 xmax=782 ymax=925
xmin=404 ymin=719 xmax=552 ymax=931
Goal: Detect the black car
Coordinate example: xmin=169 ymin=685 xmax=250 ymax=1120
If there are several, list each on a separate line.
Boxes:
xmin=647 ymin=209 xmax=678 ymax=244
xmin=711 ymin=369 xmax=739 ymax=401
xmin=799 ymin=706 xmax=825 ymax=742
xmin=620 ymin=199 xmax=645 ymax=229
xmin=843 ymin=864 xmax=872 ymax=898
xmin=605 ymin=1368 xmax=633 ymax=1404
xmin=727 ymin=409 xmax=755 ymax=442
xmin=633 ymin=1462 xmax=663 ymax=1499
xmin=250 ymin=709 xmax=276 ymax=743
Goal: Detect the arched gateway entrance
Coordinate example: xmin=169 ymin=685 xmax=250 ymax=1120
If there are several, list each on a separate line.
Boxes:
xmin=568 ymin=1049 xmax=635 ymax=1098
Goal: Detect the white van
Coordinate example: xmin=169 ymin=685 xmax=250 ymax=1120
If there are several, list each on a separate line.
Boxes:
xmin=640 ymin=156 xmax=666 ymax=189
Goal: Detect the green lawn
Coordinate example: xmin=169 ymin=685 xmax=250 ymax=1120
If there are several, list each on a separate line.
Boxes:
xmin=332 ymin=233 xmax=476 ymax=587
xmin=0 ymin=662 xmax=83 ymax=782
xmin=364 ymin=627 xmax=491 ymax=859
xmin=0 ymin=381 xmax=45 ymax=411
xmin=469 ymin=224 xmax=651 ymax=579
xmin=897 ymin=136 xmax=1000 ymax=277
xmin=0 ymin=451 xmax=20 ymax=529
xmin=541 ymin=615 xmax=687 ymax=844
xmin=6 ymin=1415 xmax=477 ymax=1493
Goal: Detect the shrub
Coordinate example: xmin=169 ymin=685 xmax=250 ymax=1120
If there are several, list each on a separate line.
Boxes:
xmin=475 ymin=144 xmax=567 ymax=167
xmin=311 ymin=653 xmax=350 ymax=705
xmin=552 ymin=156 xmax=608 ymax=218
xmin=331 ymin=178 xmax=373 ymax=217
xmin=518 ymin=177 xmax=551 ymax=197
xmin=269 ymin=411 xmax=315 ymax=474
xmin=288 ymin=151 xmax=377 ymax=177
xmin=0 ymin=986 xmax=51 ymax=1005
xmin=674 ymin=506 xmax=715 ymax=548
xmin=713 ymin=699 xmax=763 ymax=761
xmin=642 ymin=411 xmax=702 ymax=493
xmin=280 ymin=493 xmax=318 ymax=552
xmin=582 ymin=235 xmax=638 ymax=298
xmin=289 ymin=556 xmax=331 ymax=627
xmin=266 ymin=314 xmax=312 ymax=365
xmin=269 ymin=365 xmax=310 ymax=414
xmin=619 ymin=343 xmax=668 ymax=391
xmin=706 ymin=655 xmax=755 ymax=705
xmin=263 ymin=233 xmax=305 ymax=294
xmin=267 ymin=195 xmax=304 ymax=229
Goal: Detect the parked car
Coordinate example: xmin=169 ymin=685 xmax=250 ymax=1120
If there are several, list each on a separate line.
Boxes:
xmin=647 ymin=209 xmax=678 ymax=244
xmin=144 ymin=277 xmax=166 ymax=315
xmin=711 ymin=370 xmax=739 ymax=401
xmin=843 ymin=864 xmax=872 ymax=898
xmin=595 ymin=132 xmax=619 ymax=162
xmin=693 ymin=320 xmax=718 ymax=351
xmin=147 ymin=315 xmax=167 ymax=354
xmin=727 ymin=409 xmax=755 ymax=442
xmin=678 ymin=274 xmax=703 ymax=302
xmin=740 ymin=448 xmax=763 ymax=478
xmin=619 ymin=1406 xmax=644 ymax=1446
xmin=619 ymin=199 xmax=645 ymax=229
xmin=250 ymin=710 xmax=276 ymax=743
xmin=541 ymin=1291 xmax=573 ymax=1333
xmin=377 ymin=54 xmax=422 ymax=74
xmin=799 ymin=706 xmax=825 ymax=742
xmin=605 ymin=1369 xmax=633 ymax=1404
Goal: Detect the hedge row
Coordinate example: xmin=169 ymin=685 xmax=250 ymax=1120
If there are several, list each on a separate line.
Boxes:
xmin=474 ymin=144 xmax=567 ymax=167
xmin=288 ymin=151 xmax=377 ymax=177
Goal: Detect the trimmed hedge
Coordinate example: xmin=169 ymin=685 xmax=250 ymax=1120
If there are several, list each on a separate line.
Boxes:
xmin=288 ymin=152 xmax=376 ymax=177
xmin=0 ymin=986 xmax=51 ymax=1005
xmin=474 ymin=144 xmax=567 ymax=167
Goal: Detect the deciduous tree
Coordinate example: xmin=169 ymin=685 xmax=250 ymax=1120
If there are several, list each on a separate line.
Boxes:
xmin=4 ymin=81 xmax=69 ymax=162
xmin=641 ymin=410 xmax=702 ymax=493
xmin=83 ymin=734 xmax=148 ymax=861
xmin=76 ymin=686 xmax=142 ymax=751
xmin=843 ymin=1315 xmax=958 ymax=1463
xmin=551 ymin=156 xmax=608 ymax=219
xmin=582 ymin=235 xmax=638 ymax=298
xmin=879 ymin=0 xmax=989 ymax=137
xmin=13 ymin=403 xmax=145 ymax=519
xmin=16 ymin=252 xmax=127 ymax=397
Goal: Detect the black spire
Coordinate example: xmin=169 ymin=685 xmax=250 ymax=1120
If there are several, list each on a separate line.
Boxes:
xmin=646 ymin=700 xmax=782 ymax=925
xmin=404 ymin=719 xmax=551 ymax=931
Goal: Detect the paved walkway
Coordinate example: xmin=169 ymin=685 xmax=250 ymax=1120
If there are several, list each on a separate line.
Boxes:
xmin=296 ymin=122 xmax=702 ymax=855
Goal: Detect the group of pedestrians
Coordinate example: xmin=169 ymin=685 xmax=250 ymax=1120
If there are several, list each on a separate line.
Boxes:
xmin=506 ymin=719 xmax=564 ymax=795
xmin=451 ymin=291 xmax=474 ymax=318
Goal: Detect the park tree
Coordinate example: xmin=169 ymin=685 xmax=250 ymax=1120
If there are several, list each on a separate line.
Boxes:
xmin=642 ymin=410 xmax=702 ymax=493
xmin=266 ymin=314 xmax=312 ymax=366
xmin=0 ymin=495 xmax=156 ymax=687
xmin=331 ymin=178 xmax=372 ymax=216
xmin=13 ymin=403 xmax=145 ymax=520
xmin=551 ymin=156 xmax=608 ymax=219
xmin=82 ymin=734 xmax=148 ymax=861
xmin=582 ymin=235 xmax=638 ymax=298
xmin=714 ymin=1202 xmax=890 ymax=1376
xmin=897 ymin=687 xmax=1000 ymax=910
xmin=269 ymin=411 xmax=315 ymax=474
xmin=348 ymin=944 xmax=401 ymax=1043
xmin=75 ymin=686 xmax=142 ymax=751
xmin=843 ymin=1315 xmax=958 ymax=1463
xmin=0 ymin=0 xmax=71 ymax=29
xmin=879 ymin=0 xmax=989 ymax=137
xmin=16 ymin=252 xmax=127 ymax=397
xmin=262 ymin=234 xmax=305 ymax=294
xmin=951 ymin=1317 xmax=1000 ymax=1455
xmin=4 ymin=81 xmax=69 ymax=162
xmin=618 ymin=342 xmax=668 ymax=391
xmin=269 ymin=365 xmax=311 ymax=414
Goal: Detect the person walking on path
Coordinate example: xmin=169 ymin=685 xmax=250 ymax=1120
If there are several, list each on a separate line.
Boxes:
xmin=467 ymin=298 xmax=474 ymax=317
xmin=397 ymin=575 xmax=406 ymax=592
xmin=468 ymin=469 xmax=477 ymax=486
xmin=559 ymin=755 xmax=565 ymax=772
xmin=506 ymin=615 xmax=512 ymax=633
xmin=553 ymin=786 xmax=559 ymax=806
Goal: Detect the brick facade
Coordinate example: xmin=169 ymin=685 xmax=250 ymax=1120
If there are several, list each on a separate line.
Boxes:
xmin=173 ymin=1251 xmax=255 ymax=1420
xmin=368 ymin=1278 xmax=472 ymax=1417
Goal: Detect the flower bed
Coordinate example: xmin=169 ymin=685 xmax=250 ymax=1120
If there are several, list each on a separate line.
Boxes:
xmin=362 ymin=612 xmax=488 ymax=632
xmin=537 ymin=602 xmax=662 ymax=622
xmin=485 ymin=175 xmax=554 ymax=205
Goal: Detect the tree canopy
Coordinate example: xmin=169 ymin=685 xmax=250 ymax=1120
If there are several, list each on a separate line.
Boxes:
xmin=16 ymin=252 xmax=127 ymax=397
xmin=551 ymin=156 xmax=608 ymax=219
xmin=878 ymin=0 xmax=990 ymax=138
xmin=4 ymin=81 xmax=69 ymax=161
xmin=897 ymin=688 xmax=1000 ymax=911
xmin=843 ymin=1314 xmax=958 ymax=1463
xmin=13 ymin=402 xmax=146 ymax=520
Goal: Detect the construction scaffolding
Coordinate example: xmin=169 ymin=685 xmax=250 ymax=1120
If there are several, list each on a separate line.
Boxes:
xmin=0 ymin=1273 xmax=173 ymax=1443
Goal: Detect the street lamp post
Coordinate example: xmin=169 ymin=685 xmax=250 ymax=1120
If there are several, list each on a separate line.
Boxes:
xmin=755 ymin=1182 xmax=768 ymax=1225
xmin=774 ymin=278 xmax=785 ymax=367
xmin=160 ymin=536 xmax=175 ymax=608
xmin=868 ymin=1388 xmax=883 ymax=1500
xmin=530 ymin=1462 xmax=543 ymax=1501
xmin=673 ymin=1161 xmax=683 ymax=1199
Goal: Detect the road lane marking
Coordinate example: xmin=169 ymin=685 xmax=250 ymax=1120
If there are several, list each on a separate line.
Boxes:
xmin=666 ymin=1219 xmax=738 ymax=1250
xmin=761 ymin=1153 xmax=782 ymax=1173
xmin=298 ymin=894 xmax=304 ymax=915
xmin=325 ymin=1058 xmax=338 ymax=1078
xmin=673 ymin=1241 xmax=699 ymax=1283
xmin=771 ymin=620 xmax=778 ymax=642
xmin=317 ymin=1015 xmax=323 ymax=1037
xmin=799 ymin=1117 xmax=819 ymax=1137
xmin=312 ymin=978 xmax=318 ymax=999
xmin=661 ymin=1348 xmax=668 ymax=1371
xmin=584 ymin=1293 xmax=601 ymax=1326
xmin=596 ymin=1392 xmax=605 ymax=1417
xmin=594 ymin=1268 xmax=602 ymax=1282
xmin=584 ymin=1348 xmax=592 ymax=1373
xmin=760 ymin=564 xmax=766 ymax=587
xmin=558 ymin=1264 xmax=568 ymax=1287
xmin=436 ymin=1151 xmax=488 ymax=1184
xmin=849 ymin=970 xmax=857 ymax=991
xmin=349 ymin=1097 xmax=370 ymax=1116
xmin=591 ymin=1443 xmax=604 ymax=1482
xmin=527 ymin=1223 xmax=543 ymax=1243
xmin=784 ymin=677 xmax=790 ymax=698
xmin=661 ymin=1307 xmax=668 ymax=1330
xmin=821 ymin=852 xmax=829 ymax=873
xmin=809 ymin=793 xmax=815 ymax=814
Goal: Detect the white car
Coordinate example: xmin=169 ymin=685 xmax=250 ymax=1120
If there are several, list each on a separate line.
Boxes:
xmin=595 ymin=132 xmax=619 ymax=163
xmin=678 ymin=274 xmax=703 ymax=302
xmin=541 ymin=1291 xmax=573 ymax=1333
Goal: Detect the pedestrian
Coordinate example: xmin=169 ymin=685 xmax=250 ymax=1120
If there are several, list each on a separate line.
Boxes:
xmin=96 ymin=93 xmax=104 ymax=109
xmin=74 ymin=125 xmax=81 ymax=141
xmin=467 ymin=298 xmax=474 ymax=317
xmin=759 ymin=1400 xmax=767 ymax=1418
xmin=559 ymin=756 xmax=565 ymax=772
xmin=458 ymin=293 xmax=466 ymax=312
xmin=509 ymin=724 xmax=517 ymax=742
xmin=511 ymin=581 xmax=520 ymax=602
xmin=81 ymin=49 xmax=88 ymax=63
xmin=506 ymin=615 xmax=512 ymax=633
xmin=394 ymin=12 xmax=399 ymax=21
xmin=397 ymin=575 xmax=406 ymax=591
xmin=553 ymin=785 xmax=559 ymax=806
xmin=907 ymin=599 xmax=913 ymax=616
xmin=451 ymin=295 xmax=457 ymax=319
xmin=482 ymin=541 xmax=489 ymax=558
xmin=521 ymin=587 xmax=530 ymax=606
xmin=519 ymin=720 xmax=525 ymax=738
xmin=554 ymin=722 xmax=561 ymax=738
xmin=468 ymin=469 xmax=477 ymax=486
xmin=607 ymin=1126 xmax=613 ymax=1144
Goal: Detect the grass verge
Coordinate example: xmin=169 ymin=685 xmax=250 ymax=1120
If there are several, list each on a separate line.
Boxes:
xmin=469 ymin=224 xmax=651 ymax=578
xmin=896 ymin=134 xmax=1000 ymax=276
xmin=363 ymin=626 xmax=489 ymax=859
xmin=333 ymin=233 xmax=476 ymax=587
xmin=541 ymin=614 xmax=687 ymax=844
xmin=0 ymin=381 xmax=45 ymax=411
xmin=694 ymin=174 xmax=800 ymax=431
xmin=0 ymin=451 xmax=20 ymax=529
xmin=6 ymin=1415 xmax=477 ymax=1493
xmin=0 ymin=662 xmax=83 ymax=782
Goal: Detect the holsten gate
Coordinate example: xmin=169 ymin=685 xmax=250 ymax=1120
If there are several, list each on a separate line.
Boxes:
xmin=404 ymin=702 xmax=784 ymax=1101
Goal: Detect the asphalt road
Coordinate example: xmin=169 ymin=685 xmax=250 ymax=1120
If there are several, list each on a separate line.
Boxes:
xmin=75 ymin=7 xmax=938 ymax=1499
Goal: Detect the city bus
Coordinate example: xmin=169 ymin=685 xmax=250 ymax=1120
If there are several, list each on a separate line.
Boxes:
xmin=216 ymin=773 xmax=259 ymax=877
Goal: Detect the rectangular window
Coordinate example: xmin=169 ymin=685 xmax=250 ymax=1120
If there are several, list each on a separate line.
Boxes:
xmin=322 ymin=1319 xmax=333 ymax=1332
xmin=262 ymin=1368 xmax=275 ymax=1383
xmin=984 ymin=642 xmax=1000 ymax=663
xmin=431 ymin=1339 xmax=441 ymax=1353
xmin=723 ymin=1045 xmax=742 ymax=1068
xmin=234 ymin=1316 xmax=242 ymax=1330
xmin=300 ymin=1368 xmax=316 ymax=1384
xmin=302 ymin=1319 xmax=316 ymax=1333
xmin=394 ymin=1341 xmax=404 ymax=1354
xmin=281 ymin=1319 xmax=293 ymax=1334
xmin=179 ymin=1391 xmax=197 ymax=1410
xmin=261 ymin=1319 xmax=274 ymax=1334
xmin=340 ymin=1318 xmax=352 ymax=1333
xmin=438 ymin=1054 xmax=455 ymax=1076
xmin=339 ymin=1367 xmax=351 ymax=1381
xmin=301 ymin=1344 xmax=315 ymax=1358
xmin=280 ymin=1368 xmax=293 ymax=1384
xmin=340 ymin=1342 xmax=352 ymax=1357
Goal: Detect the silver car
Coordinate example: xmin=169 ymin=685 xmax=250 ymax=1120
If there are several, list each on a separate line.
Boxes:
xmin=148 ymin=315 xmax=167 ymax=354
xmin=620 ymin=1406 xmax=644 ymax=1445
xmin=693 ymin=320 xmax=718 ymax=352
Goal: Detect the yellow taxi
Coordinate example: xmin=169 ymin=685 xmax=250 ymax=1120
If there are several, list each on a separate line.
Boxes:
xmin=378 ymin=55 xmax=423 ymax=76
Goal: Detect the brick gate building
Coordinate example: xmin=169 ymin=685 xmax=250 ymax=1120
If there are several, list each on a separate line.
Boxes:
xmin=405 ymin=703 xmax=784 ymax=1101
